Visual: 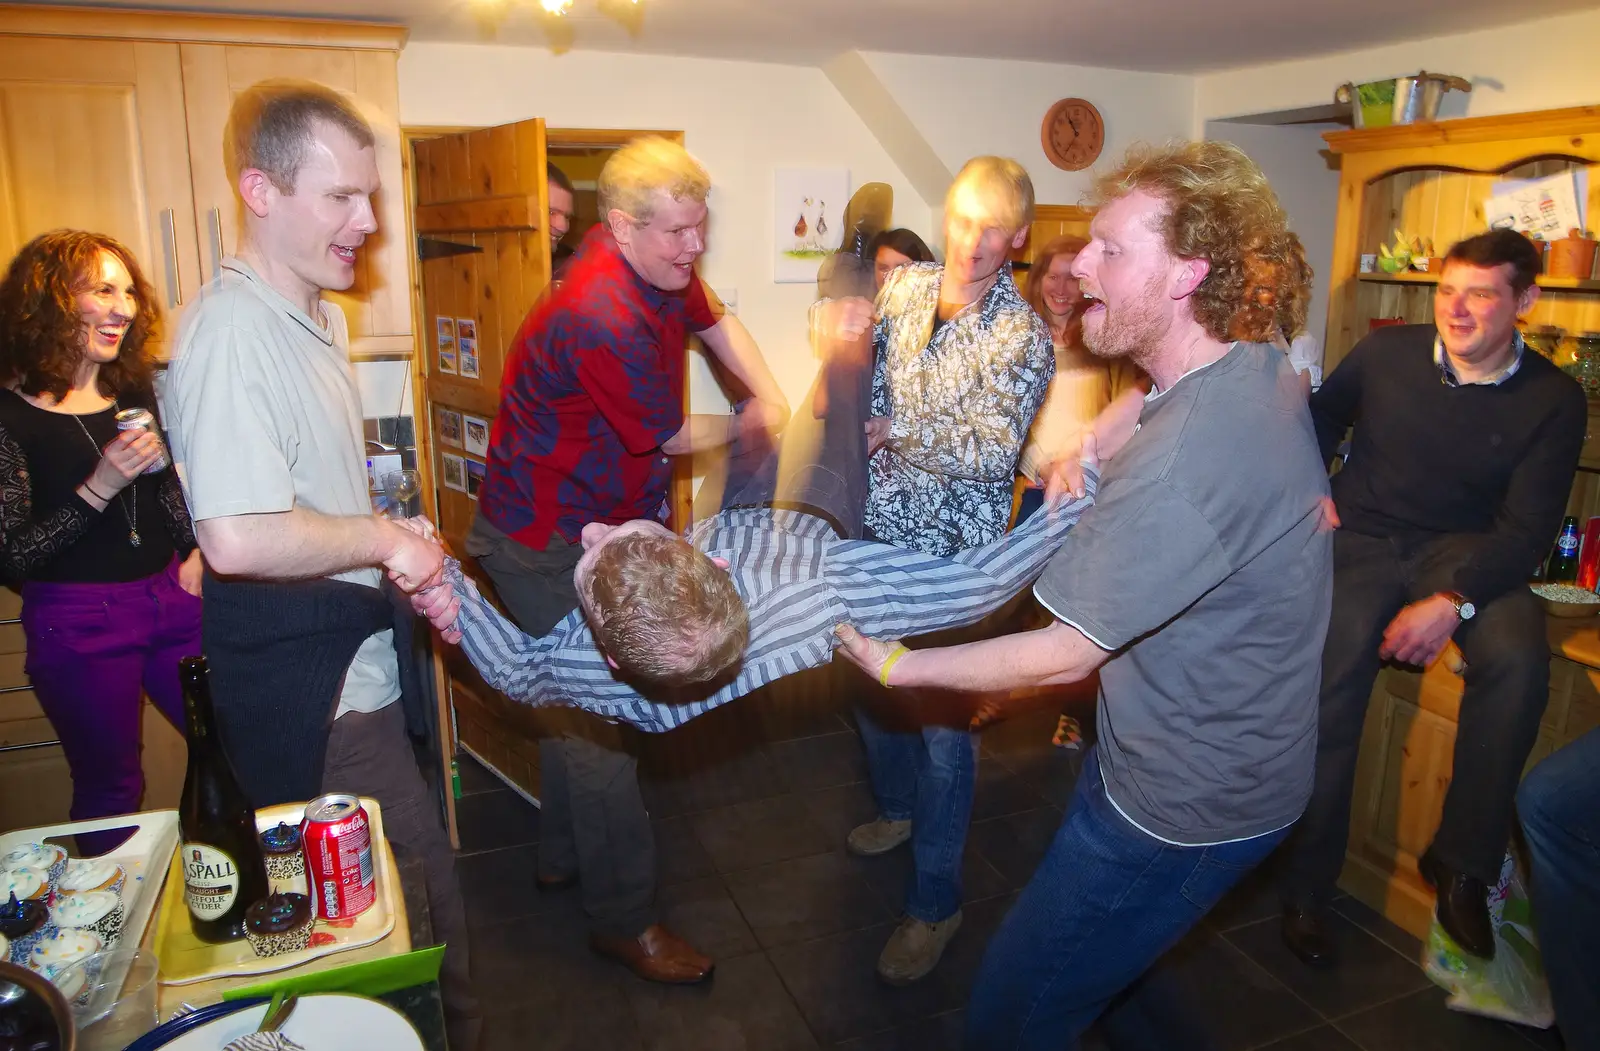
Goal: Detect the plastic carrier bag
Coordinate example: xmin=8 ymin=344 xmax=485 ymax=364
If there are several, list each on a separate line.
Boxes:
xmin=1422 ymin=850 xmax=1555 ymax=1028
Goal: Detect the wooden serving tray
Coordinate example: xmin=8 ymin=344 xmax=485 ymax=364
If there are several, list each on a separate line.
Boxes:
xmin=152 ymin=798 xmax=397 ymax=986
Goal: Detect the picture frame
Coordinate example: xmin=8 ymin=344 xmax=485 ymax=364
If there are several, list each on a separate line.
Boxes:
xmin=463 ymin=415 xmax=490 ymax=458
xmin=438 ymin=409 xmax=463 ymax=448
xmin=440 ymin=452 xmax=466 ymax=492
xmin=773 ymin=168 xmax=850 ymax=283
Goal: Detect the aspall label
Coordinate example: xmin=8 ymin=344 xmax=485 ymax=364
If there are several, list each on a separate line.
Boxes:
xmin=181 ymin=842 xmax=239 ymax=920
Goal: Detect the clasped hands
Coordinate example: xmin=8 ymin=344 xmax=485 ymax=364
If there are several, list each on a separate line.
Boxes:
xmin=383 ymin=515 xmax=464 ymax=644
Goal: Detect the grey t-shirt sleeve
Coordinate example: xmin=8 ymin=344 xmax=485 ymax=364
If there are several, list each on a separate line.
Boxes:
xmin=169 ymin=324 xmax=296 ymax=521
xmin=1033 ymin=476 xmax=1232 ymax=651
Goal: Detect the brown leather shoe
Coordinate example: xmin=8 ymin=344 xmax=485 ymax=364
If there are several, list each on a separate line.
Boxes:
xmin=590 ymin=924 xmax=714 ymax=984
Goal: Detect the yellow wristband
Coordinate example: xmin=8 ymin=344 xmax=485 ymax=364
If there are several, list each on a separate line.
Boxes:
xmin=878 ymin=643 xmax=911 ymax=688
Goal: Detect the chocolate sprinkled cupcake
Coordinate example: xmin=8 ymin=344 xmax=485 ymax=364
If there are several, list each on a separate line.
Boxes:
xmin=244 ymin=893 xmax=313 ymax=958
xmin=259 ymin=822 xmax=306 ymax=888
xmin=0 ymin=891 xmax=52 ymax=963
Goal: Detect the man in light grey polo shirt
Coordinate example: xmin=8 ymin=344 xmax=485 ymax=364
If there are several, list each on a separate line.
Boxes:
xmin=164 ymin=80 xmax=479 ymax=1051
xmin=836 ymin=141 xmax=1332 ymax=1051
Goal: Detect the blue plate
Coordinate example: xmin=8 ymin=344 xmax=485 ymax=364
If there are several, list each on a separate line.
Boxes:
xmin=122 ymin=997 xmax=268 ymax=1051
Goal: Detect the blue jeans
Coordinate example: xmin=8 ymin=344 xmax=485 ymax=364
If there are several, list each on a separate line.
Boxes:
xmin=856 ymin=704 xmax=976 ymax=923
xmin=965 ymin=749 xmax=1291 ymax=1050
xmin=1517 ymin=727 xmax=1600 ymax=1051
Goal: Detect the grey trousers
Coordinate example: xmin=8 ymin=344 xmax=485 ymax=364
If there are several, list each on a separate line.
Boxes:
xmin=324 ymin=702 xmax=482 ymax=1051
xmin=465 ymin=514 xmax=657 ymax=940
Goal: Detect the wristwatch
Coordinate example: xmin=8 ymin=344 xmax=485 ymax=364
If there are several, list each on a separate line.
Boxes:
xmin=1442 ymin=591 xmax=1476 ymax=621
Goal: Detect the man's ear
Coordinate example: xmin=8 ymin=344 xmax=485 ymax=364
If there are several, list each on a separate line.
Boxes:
xmin=1009 ymin=226 xmax=1029 ymax=251
xmin=606 ymin=208 xmax=635 ymax=247
xmin=1172 ymin=257 xmax=1211 ymax=300
xmin=711 ymin=556 xmax=731 ymax=571
xmin=238 ymin=168 xmax=276 ymax=220
xmin=1517 ymin=282 xmax=1541 ymax=318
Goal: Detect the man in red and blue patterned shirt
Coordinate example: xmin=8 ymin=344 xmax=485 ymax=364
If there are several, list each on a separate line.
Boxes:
xmin=467 ymin=136 xmax=788 ymax=987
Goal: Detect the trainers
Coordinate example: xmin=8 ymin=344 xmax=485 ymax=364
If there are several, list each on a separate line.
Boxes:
xmin=876 ymin=911 xmax=963 ymax=986
xmin=846 ymin=817 xmax=912 ymax=856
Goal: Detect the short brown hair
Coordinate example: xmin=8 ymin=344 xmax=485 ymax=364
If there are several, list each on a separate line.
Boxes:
xmin=1445 ymin=229 xmax=1543 ymax=294
xmin=226 ymin=79 xmax=375 ymax=193
xmin=1091 ymin=141 xmax=1310 ymax=344
xmin=582 ymin=531 xmax=748 ymax=688
xmin=0 ymin=230 xmax=157 ymax=402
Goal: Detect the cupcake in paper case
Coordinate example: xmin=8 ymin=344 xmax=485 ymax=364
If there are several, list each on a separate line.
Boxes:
xmin=0 ymin=931 xmax=7 ymax=965
xmin=51 ymin=890 xmax=124 ymax=948
xmin=58 ymin=857 xmax=126 ymax=897
xmin=1 ymin=843 xmax=67 ymax=887
xmin=259 ymin=821 xmax=306 ymax=889
xmin=0 ymin=866 xmax=49 ymax=906
xmin=27 ymin=927 xmax=102 ymax=983
xmin=0 ymin=892 xmax=53 ymax=963
xmin=244 ymin=892 xmax=314 ymax=958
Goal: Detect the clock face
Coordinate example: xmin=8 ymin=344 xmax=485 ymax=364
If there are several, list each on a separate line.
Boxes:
xmin=1042 ymin=98 xmax=1105 ymax=172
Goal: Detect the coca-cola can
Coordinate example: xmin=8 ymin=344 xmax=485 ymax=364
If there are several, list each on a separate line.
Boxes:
xmin=1579 ymin=517 xmax=1600 ymax=590
xmin=114 ymin=407 xmax=170 ymax=474
xmin=301 ymin=793 xmax=375 ymax=921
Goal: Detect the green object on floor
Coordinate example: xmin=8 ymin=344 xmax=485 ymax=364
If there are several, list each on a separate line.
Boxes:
xmin=451 ymin=759 xmax=462 ymax=800
xmin=222 ymin=945 xmax=445 ymax=1003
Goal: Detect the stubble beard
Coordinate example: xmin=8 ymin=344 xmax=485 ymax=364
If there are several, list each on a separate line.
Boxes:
xmin=1082 ymin=278 xmax=1170 ymax=376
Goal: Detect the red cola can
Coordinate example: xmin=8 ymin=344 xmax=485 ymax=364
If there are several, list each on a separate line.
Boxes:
xmin=1579 ymin=517 xmax=1600 ymax=590
xmin=301 ymin=793 xmax=375 ymax=920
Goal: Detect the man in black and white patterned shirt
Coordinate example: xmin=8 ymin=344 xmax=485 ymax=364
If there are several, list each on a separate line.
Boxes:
xmin=814 ymin=156 xmax=1053 ymax=986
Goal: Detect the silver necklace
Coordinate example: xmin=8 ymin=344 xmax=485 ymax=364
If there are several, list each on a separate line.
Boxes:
xmin=72 ymin=405 xmax=139 ymax=547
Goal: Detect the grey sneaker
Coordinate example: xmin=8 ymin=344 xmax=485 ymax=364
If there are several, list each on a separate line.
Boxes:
xmin=876 ymin=911 xmax=963 ymax=986
xmin=846 ymin=817 xmax=912 ymax=856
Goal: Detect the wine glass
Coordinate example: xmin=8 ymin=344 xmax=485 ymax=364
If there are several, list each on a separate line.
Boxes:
xmin=383 ymin=469 xmax=422 ymax=520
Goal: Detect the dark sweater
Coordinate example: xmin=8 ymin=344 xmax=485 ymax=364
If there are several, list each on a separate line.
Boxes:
xmin=1311 ymin=323 xmax=1587 ymax=606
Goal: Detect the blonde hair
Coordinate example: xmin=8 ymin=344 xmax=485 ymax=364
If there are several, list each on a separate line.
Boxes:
xmin=582 ymin=530 xmax=748 ymax=688
xmin=1090 ymin=141 xmax=1310 ymax=344
xmin=598 ymin=137 xmax=711 ymax=223
xmin=225 ymin=79 xmax=374 ymax=193
xmin=947 ymin=156 xmax=1036 ymax=233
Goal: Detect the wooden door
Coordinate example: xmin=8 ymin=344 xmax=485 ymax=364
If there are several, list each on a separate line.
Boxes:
xmin=411 ymin=119 xmax=556 ymax=804
xmin=0 ymin=35 xmax=202 ymax=359
xmin=1010 ymin=204 xmax=1094 ymax=280
xmin=179 ymin=43 xmax=411 ymax=358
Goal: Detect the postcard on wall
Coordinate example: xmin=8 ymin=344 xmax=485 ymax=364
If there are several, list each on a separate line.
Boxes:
xmin=456 ymin=318 xmax=477 ymax=342
xmin=465 ymin=458 xmax=486 ymax=500
xmin=458 ymin=337 xmax=481 ymax=380
xmin=441 ymin=452 xmax=467 ymax=492
xmin=437 ymin=408 xmax=463 ymax=448
xmin=463 ymin=414 xmax=490 ymax=458
xmin=436 ymin=316 xmax=457 ymax=375
xmin=773 ymin=168 xmax=850 ymax=283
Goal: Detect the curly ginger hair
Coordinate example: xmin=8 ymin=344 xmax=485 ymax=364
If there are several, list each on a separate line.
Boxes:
xmin=1090 ymin=141 xmax=1310 ymax=344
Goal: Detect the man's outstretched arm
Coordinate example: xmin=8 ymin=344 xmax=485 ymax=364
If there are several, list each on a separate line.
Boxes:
xmin=835 ymin=619 xmax=1110 ymax=693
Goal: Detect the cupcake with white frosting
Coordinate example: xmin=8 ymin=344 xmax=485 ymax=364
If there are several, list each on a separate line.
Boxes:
xmin=0 ymin=931 xmax=8 ymax=965
xmin=59 ymin=857 xmax=125 ymax=898
xmin=0 ymin=867 xmax=48 ymax=906
xmin=27 ymin=927 xmax=102 ymax=981
xmin=1 ymin=843 xmax=67 ymax=887
xmin=51 ymin=890 xmax=123 ymax=948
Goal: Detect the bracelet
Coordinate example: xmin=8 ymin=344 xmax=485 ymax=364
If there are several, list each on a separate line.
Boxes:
xmin=83 ymin=481 xmax=112 ymax=503
xmin=878 ymin=642 xmax=912 ymax=688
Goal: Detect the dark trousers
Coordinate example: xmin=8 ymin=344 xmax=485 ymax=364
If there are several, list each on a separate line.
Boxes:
xmin=1279 ymin=530 xmax=1550 ymax=901
xmin=466 ymin=514 xmax=658 ymax=941
xmin=324 ymin=702 xmax=481 ymax=1051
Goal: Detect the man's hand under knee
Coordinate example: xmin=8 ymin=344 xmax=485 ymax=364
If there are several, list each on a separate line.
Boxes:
xmin=1379 ymin=593 xmax=1460 ymax=667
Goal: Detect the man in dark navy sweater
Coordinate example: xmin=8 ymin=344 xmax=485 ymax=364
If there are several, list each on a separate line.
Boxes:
xmin=1279 ymin=229 xmax=1587 ymax=965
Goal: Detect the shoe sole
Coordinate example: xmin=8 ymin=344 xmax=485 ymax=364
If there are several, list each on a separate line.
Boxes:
xmin=846 ymin=831 xmax=912 ymax=857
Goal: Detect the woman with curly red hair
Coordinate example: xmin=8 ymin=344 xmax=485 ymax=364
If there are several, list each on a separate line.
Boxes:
xmin=0 ymin=229 xmax=202 ymax=831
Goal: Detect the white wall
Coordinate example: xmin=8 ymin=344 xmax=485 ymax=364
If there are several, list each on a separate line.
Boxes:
xmin=1203 ymin=121 xmax=1342 ymax=350
xmin=1198 ymin=9 xmax=1600 ymax=123
xmin=398 ymin=42 xmax=931 ymax=415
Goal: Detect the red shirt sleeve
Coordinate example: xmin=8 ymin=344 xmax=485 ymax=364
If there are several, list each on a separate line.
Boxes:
xmin=686 ymin=277 xmax=725 ymax=333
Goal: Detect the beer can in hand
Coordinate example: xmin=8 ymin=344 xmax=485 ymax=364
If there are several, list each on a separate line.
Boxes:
xmin=115 ymin=407 xmax=171 ymax=474
xmin=301 ymin=793 xmax=376 ymax=921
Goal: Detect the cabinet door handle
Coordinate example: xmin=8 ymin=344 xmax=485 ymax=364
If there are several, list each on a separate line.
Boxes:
xmin=209 ymin=206 xmax=225 ymax=281
xmin=161 ymin=208 xmax=182 ymax=308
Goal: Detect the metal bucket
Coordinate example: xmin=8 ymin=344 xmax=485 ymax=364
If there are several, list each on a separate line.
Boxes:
xmin=1393 ymin=72 xmax=1473 ymax=124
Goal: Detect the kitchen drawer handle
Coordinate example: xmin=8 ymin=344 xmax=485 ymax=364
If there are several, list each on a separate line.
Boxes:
xmin=161 ymin=208 xmax=182 ymax=308
xmin=209 ymin=206 xmax=225 ymax=281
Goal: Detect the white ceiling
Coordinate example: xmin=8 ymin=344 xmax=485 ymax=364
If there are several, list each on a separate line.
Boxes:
xmin=20 ymin=0 xmax=1600 ymax=72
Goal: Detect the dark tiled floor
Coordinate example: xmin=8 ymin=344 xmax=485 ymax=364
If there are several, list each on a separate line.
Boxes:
xmin=451 ymin=703 xmax=1565 ymax=1051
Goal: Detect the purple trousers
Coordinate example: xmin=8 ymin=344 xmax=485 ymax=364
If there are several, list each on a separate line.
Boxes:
xmin=22 ymin=558 xmax=202 ymax=839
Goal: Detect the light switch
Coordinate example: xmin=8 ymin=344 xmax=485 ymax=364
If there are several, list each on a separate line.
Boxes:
xmin=716 ymin=287 xmax=738 ymax=315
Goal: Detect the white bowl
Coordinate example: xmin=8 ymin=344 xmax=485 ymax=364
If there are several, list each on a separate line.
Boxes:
xmin=157 ymin=993 xmax=424 ymax=1051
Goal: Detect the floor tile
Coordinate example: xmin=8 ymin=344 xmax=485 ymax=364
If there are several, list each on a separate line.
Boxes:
xmin=767 ymin=923 xmax=957 ymax=1044
xmin=988 ymin=745 xmax=1082 ymax=809
xmin=456 ymin=753 xmax=509 ymax=796
xmin=456 ymin=843 xmax=573 ymax=930
xmin=847 ymin=844 xmax=1012 ymax=918
xmin=654 ymin=815 xmax=718 ymax=886
xmin=928 ymin=893 xmax=1015 ymax=1004
xmin=1207 ymin=863 xmax=1284 ymax=933
xmin=1152 ymin=926 xmax=1322 ymax=1051
xmin=1225 ymin=909 xmax=1431 ymax=1019
xmin=724 ymin=850 xmax=890 ymax=949
xmin=1337 ymin=986 xmax=1543 ymax=1051
xmin=964 ymin=807 xmax=1062 ymax=890
xmin=641 ymin=746 xmax=785 ymax=818
xmin=802 ymin=781 xmax=881 ymax=847
xmin=766 ymin=731 xmax=869 ymax=794
xmin=969 ymin=762 xmax=1048 ymax=822
xmin=482 ymin=996 xmax=644 ymax=1051
xmin=470 ymin=906 xmax=625 ymax=1011
xmin=455 ymin=787 xmax=541 ymax=854
xmin=624 ymin=950 xmax=820 ymax=1051
xmin=833 ymin=1010 xmax=965 ymax=1050
xmin=1330 ymin=895 xmax=1425 ymax=962
xmin=691 ymin=794 xmax=832 ymax=873
xmin=655 ymin=876 xmax=759 ymax=961
xmin=1256 ymin=1026 xmax=1365 ymax=1050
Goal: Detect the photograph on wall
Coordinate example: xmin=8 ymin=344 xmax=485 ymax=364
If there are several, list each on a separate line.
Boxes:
xmin=463 ymin=415 xmax=490 ymax=458
xmin=436 ymin=316 xmax=457 ymax=375
xmin=441 ymin=452 xmax=466 ymax=492
xmin=438 ymin=408 xmax=463 ymax=448
xmin=458 ymin=336 xmax=481 ymax=380
xmin=456 ymin=317 xmax=477 ymax=342
xmin=465 ymin=458 xmax=486 ymax=500
xmin=773 ymin=168 xmax=850 ymax=283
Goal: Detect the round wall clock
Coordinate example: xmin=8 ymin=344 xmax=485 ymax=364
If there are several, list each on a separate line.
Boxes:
xmin=1041 ymin=98 xmax=1105 ymax=172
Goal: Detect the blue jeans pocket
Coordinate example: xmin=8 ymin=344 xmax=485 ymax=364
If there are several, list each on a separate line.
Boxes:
xmin=1178 ymin=843 xmax=1266 ymax=912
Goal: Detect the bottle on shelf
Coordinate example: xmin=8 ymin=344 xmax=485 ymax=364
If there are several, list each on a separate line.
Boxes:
xmin=1546 ymin=516 xmax=1582 ymax=584
xmin=177 ymin=656 xmax=269 ymax=943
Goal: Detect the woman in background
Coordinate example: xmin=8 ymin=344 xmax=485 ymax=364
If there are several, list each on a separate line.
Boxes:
xmin=0 ymin=230 xmax=202 ymax=836
xmin=869 ymin=228 xmax=935 ymax=294
xmin=1015 ymin=235 xmax=1145 ymax=521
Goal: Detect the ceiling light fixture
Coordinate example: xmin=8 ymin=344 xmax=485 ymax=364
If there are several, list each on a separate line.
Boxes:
xmin=538 ymin=0 xmax=640 ymax=13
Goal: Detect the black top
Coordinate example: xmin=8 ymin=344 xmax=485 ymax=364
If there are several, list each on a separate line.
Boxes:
xmin=1310 ymin=323 xmax=1587 ymax=605
xmin=0 ymin=387 xmax=195 ymax=584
